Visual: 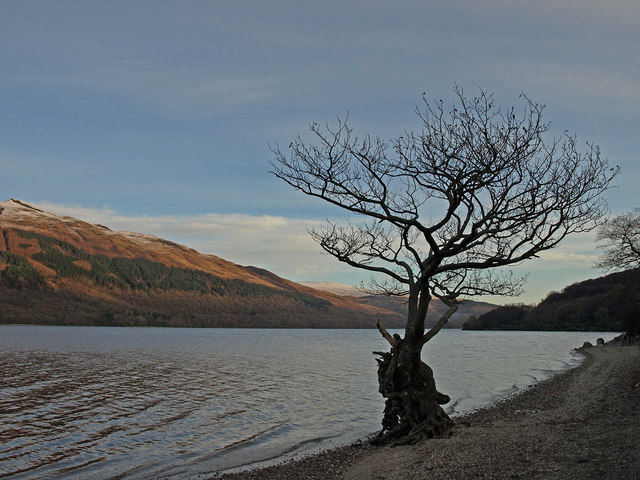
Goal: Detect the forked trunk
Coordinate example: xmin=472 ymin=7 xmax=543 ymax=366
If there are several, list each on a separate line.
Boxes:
xmin=372 ymin=292 xmax=458 ymax=446
xmin=372 ymin=336 xmax=453 ymax=445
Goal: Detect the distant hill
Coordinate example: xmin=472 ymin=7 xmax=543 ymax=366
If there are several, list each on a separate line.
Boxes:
xmin=462 ymin=268 xmax=639 ymax=333
xmin=0 ymin=199 xmax=403 ymax=328
xmin=301 ymin=281 xmax=497 ymax=329
xmin=299 ymin=281 xmax=367 ymax=297
xmin=357 ymin=295 xmax=497 ymax=329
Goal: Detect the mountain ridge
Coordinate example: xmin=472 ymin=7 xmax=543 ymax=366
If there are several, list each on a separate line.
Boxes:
xmin=301 ymin=281 xmax=498 ymax=328
xmin=0 ymin=199 xmax=402 ymax=328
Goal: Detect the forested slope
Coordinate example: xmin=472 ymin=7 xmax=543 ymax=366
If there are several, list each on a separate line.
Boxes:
xmin=462 ymin=269 xmax=639 ymax=333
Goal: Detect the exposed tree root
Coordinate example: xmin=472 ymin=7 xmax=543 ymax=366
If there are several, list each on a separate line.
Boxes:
xmin=372 ymin=345 xmax=453 ymax=446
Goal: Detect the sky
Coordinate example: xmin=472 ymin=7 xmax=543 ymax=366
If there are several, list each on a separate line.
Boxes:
xmin=2 ymin=0 xmax=638 ymax=305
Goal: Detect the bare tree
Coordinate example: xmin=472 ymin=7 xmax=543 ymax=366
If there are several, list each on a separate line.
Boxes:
xmin=595 ymin=208 xmax=640 ymax=340
xmin=596 ymin=208 xmax=640 ymax=272
xmin=270 ymin=86 xmax=619 ymax=445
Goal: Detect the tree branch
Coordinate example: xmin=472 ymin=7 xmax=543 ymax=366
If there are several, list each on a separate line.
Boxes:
xmin=421 ymin=298 xmax=458 ymax=346
xmin=377 ymin=319 xmax=399 ymax=347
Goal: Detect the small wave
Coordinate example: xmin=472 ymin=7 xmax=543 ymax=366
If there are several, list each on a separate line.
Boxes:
xmin=211 ymin=408 xmax=247 ymax=422
xmin=445 ymin=399 xmax=460 ymax=415
xmin=48 ymin=454 xmax=106 ymax=476
xmin=211 ymin=433 xmax=342 ymax=478
xmin=277 ymin=432 xmax=340 ymax=457
xmin=218 ymin=419 xmax=291 ymax=452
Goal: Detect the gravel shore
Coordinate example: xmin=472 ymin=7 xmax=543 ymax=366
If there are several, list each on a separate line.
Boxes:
xmin=214 ymin=342 xmax=640 ymax=480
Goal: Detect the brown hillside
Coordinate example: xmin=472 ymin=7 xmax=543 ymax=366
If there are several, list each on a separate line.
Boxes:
xmin=0 ymin=199 xmax=403 ymax=327
xmin=0 ymin=199 xmax=278 ymax=286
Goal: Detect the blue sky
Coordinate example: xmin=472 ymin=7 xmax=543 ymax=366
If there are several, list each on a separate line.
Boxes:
xmin=2 ymin=0 xmax=638 ymax=304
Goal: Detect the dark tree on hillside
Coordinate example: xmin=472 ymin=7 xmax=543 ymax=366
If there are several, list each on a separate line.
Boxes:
xmin=270 ymin=86 xmax=619 ymax=445
xmin=596 ymin=208 xmax=640 ymax=272
xmin=596 ymin=208 xmax=640 ymax=337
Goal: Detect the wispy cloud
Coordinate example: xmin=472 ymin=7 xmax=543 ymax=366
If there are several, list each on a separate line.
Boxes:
xmin=531 ymin=231 xmax=600 ymax=267
xmin=34 ymin=201 xmax=604 ymax=302
xmin=35 ymin=201 xmax=345 ymax=281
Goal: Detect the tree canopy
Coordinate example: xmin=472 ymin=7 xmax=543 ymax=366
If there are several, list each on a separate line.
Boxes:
xmin=596 ymin=207 xmax=640 ymax=272
xmin=272 ymin=87 xmax=619 ymax=315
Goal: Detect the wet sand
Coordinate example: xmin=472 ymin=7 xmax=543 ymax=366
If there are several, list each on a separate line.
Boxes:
xmin=214 ymin=342 xmax=640 ymax=480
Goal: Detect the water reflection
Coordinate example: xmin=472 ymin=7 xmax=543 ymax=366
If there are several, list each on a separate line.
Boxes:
xmin=1 ymin=351 xmax=213 ymax=477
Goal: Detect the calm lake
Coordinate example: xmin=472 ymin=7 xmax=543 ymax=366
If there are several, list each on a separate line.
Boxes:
xmin=0 ymin=326 xmax=617 ymax=479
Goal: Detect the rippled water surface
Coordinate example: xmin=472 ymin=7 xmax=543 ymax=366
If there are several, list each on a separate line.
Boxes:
xmin=0 ymin=326 xmax=616 ymax=479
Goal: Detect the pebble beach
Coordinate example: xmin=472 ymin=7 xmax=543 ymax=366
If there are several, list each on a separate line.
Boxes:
xmin=214 ymin=341 xmax=640 ymax=480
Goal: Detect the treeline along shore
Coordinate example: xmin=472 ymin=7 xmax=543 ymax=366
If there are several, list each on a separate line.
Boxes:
xmin=462 ymin=268 xmax=639 ymax=334
xmin=217 ymin=340 xmax=640 ymax=480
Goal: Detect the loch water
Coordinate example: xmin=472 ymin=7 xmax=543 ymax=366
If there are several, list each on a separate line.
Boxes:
xmin=0 ymin=326 xmax=617 ymax=479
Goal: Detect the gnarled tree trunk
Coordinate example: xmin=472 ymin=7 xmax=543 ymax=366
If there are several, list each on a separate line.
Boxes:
xmin=372 ymin=337 xmax=453 ymax=445
xmin=371 ymin=298 xmax=458 ymax=445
